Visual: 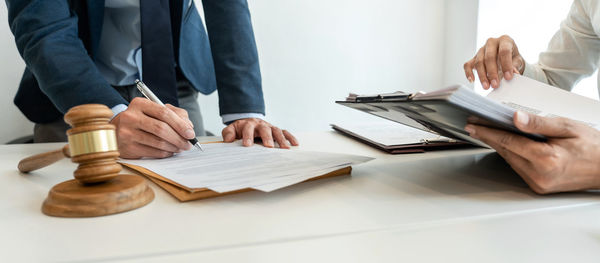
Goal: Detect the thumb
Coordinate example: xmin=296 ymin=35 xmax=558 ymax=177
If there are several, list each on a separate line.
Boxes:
xmin=514 ymin=111 xmax=577 ymax=137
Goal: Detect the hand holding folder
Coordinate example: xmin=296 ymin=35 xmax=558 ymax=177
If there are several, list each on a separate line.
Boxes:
xmin=336 ymin=75 xmax=600 ymax=149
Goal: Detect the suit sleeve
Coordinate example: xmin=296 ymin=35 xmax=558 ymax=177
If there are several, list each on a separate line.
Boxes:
xmin=6 ymin=0 xmax=127 ymax=114
xmin=523 ymin=0 xmax=600 ymax=91
xmin=201 ymin=0 xmax=265 ymax=116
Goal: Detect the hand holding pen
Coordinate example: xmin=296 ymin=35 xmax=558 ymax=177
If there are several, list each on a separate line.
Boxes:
xmin=108 ymin=81 xmax=201 ymax=159
xmin=135 ymin=80 xmax=203 ymax=151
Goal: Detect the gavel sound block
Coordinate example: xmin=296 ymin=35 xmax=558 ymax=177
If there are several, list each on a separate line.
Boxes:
xmin=19 ymin=104 xmax=154 ymax=217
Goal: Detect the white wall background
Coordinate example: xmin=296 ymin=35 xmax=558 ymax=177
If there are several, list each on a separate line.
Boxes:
xmin=0 ymin=4 xmax=33 ymax=143
xmin=0 ymin=0 xmax=480 ymax=142
xmin=200 ymin=0 xmax=478 ymax=134
xmin=442 ymin=0 xmax=479 ymax=88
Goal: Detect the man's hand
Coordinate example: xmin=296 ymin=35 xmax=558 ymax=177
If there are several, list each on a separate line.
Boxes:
xmin=222 ymin=118 xmax=299 ymax=149
xmin=464 ymin=35 xmax=525 ymax=89
xmin=110 ymin=97 xmax=196 ymax=159
xmin=465 ymin=111 xmax=600 ymax=194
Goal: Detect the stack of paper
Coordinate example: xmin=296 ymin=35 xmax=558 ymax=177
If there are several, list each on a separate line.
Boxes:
xmin=489 ymin=75 xmax=600 ymax=129
xmin=121 ymin=142 xmax=373 ymax=193
xmin=338 ymin=75 xmax=598 ymax=147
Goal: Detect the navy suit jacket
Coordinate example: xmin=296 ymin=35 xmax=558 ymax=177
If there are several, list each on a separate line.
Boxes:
xmin=6 ymin=0 xmax=265 ymax=124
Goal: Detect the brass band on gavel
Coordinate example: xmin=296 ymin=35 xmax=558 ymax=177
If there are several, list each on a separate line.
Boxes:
xmin=67 ymin=129 xmax=118 ymax=157
xmin=64 ymin=104 xmax=122 ymax=184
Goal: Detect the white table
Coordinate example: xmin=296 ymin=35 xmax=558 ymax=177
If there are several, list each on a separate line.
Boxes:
xmin=1 ymin=131 xmax=599 ymax=262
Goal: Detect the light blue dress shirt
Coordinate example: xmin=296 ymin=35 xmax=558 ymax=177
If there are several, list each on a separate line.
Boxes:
xmin=98 ymin=0 xmax=263 ymax=123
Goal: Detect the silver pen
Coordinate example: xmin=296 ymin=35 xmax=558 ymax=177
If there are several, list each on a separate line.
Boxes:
xmin=135 ymin=79 xmax=204 ymax=151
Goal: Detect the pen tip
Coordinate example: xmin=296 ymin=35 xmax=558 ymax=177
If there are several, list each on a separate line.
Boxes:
xmin=195 ymin=143 xmax=204 ymax=151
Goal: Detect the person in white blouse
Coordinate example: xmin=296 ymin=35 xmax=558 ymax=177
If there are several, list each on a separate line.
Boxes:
xmin=463 ymin=0 xmax=600 ymax=194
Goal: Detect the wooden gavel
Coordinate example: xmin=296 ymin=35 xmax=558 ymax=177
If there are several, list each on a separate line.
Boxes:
xmin=18 ymin=104 xmax=153 ymax=217
xmin=18 ymin=144 xmax=70 ymax=173
xmin=18 ymin=104 xmax=122 ymax=184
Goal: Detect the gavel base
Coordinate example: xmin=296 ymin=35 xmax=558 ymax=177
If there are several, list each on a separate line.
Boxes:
xmin=42 ymin=174 xmax=154 ymax=217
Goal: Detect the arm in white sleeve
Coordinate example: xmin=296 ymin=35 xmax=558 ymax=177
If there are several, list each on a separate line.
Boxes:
xmin=110 ymin=104 xmax=128 ymax=121
xmin=523 ymin=0 xmax=600 ymax=91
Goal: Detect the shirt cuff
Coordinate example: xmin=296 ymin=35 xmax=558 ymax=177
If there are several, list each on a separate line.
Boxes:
xmin=522 ymin=62 xmax=549 ymax=84
xmin=221 ymin=113 xmax=265 ymax=124
xmin=110 ymin=104 xmax=128 ymax=121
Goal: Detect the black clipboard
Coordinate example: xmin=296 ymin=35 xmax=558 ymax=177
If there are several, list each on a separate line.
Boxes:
xmin=336 ymin=86 xmax=546 ymax=147
xmin=331 ymin=124 xmax=473 ymax=154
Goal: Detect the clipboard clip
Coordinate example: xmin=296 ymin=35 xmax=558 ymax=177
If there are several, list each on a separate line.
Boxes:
xmin=408 ymin=91 xmax=428 ymax=100
xmin=419 ymin=138 xmax=457 ymax=144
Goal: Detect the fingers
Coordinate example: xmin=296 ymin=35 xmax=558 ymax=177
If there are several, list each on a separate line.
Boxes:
xmin=283 ymin=130 xmax=299 ymax=146
xmin=484 ymin=138 xmax=562 ymax=194
xmin=483 ymin=139 xmax=544 ymax=190
xmin=512 ymin=44 xmax=525 ymax=75
xmin=465 ymin=35 xmax=521 ymax=88
xmin=114 ymin=124 xmax=175 ymax=159
xmin=221 ymin=118 xmax=299 ymax=149
xmin=241 ymin=121 xmax=257 ymax=146
xmin=513 ymin=111 xmax=581 ymax=138
xmin=133 ymin=130 xmax=180 ymax=153
xmin=222 ymin=124 xmax=237 ymax=142
xmin=271 ymin=127 xmax=290 ymax=149
xmin=134 ymin=98 xmax=195 ymax=141
xmin=257 ymin=125 xmax=275 ymax=148
xmin=165 ymin=104 xmax=193 ymax=129
xmin=111 ymin=105 xmax=190 ymax=158
xmin=473 ymin=48 xmax=490 ymax=89
xmin=498 ymin=37 xmax=515 ymax=80
xmin=120 ymin=142 xmax=174 ymax=159
xmin=465 ymin=123 xmax=554 ymax=161
xmin=483 ymin=39 xmax=501 ymax=89
xmin=471 ymin=126 xmax=572 ymax=195
xmin=491 ymin=141 xmax=532 ymax=173
xmin=464 ymin=123 xmax=563 ymax=194
xmin=463 ymin=58 xmax=476 ymax=83
xmin=138 ymin=114 xmax=192 ymax=150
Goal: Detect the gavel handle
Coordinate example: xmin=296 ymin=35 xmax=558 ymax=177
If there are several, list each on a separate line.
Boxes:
xmin=18 ymin=145 xmax=70 ymax=173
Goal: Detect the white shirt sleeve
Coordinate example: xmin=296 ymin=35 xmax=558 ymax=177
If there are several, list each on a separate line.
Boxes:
xmin=110 ymin=104 xmax=128 ymax=121
xmin=522 ymin=0 xmax=600 ymax=91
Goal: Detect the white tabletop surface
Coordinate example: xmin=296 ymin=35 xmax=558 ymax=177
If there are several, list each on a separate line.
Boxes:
xmin=1 ymin=131 xmax=599 ymax=262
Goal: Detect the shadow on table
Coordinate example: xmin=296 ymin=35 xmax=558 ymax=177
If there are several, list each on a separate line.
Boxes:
xmin=190 ymin=153 xmax=528 ymax=205
xmin=174 ymin=151 xmax=600 ymax=205
xmin=370 ymin=151 xmax=599 ymax=199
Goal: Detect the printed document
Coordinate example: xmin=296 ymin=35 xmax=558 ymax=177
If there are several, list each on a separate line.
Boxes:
xmin=489 ymin=75 xmax=600 ymax=129
xmin=121 ymin=142 xmax=373 ymax=193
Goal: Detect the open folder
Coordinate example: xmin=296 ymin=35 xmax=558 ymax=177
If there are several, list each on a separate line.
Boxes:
xmin=336 ymin=75 xmax=600 ymax=147
xmin=120 ymin=142 xmax=373 ymax=202
xmin=121 ymin=164 xmax=352 ymax=202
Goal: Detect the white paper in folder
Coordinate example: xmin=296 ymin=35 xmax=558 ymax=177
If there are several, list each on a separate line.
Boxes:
xmin=121 ymin=142 xmax=373 ymax=193
xmin=489 ymin=75 xmax=600 ymax=129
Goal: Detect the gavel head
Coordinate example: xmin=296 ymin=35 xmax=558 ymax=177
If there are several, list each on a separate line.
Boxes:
xmin=64 ymin=104 xmax=121 ymax=184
